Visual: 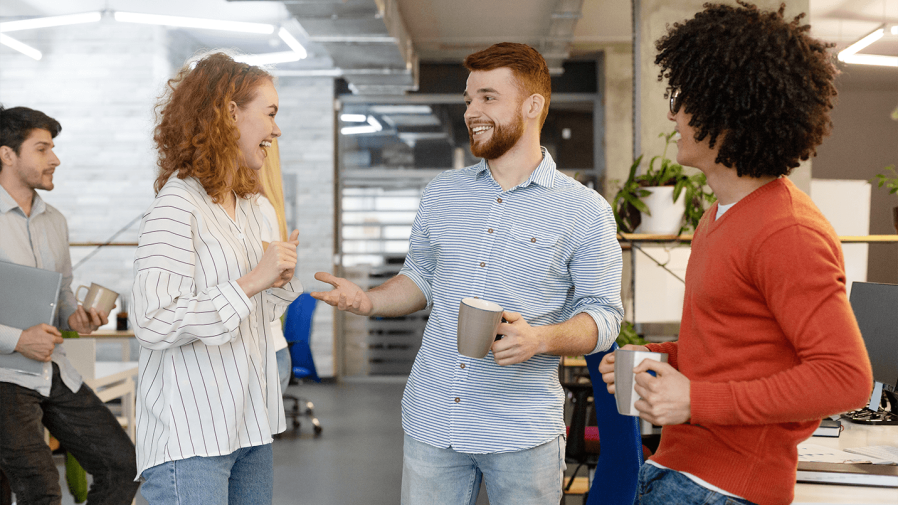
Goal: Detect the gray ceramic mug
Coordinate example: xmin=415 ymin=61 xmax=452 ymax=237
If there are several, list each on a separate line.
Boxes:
xmin=75 ymin=282 xmax=119 ymax=315
xmin=457 ymin=297 xmax=504 ymax=358
xmin=613 ymin=348 xmax=668 ymax=416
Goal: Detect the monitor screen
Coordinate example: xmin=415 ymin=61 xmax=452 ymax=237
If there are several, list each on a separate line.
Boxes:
xmin=849 ymin=282 xmax=898 ymax=391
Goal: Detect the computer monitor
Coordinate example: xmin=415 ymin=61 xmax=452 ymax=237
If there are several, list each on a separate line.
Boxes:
xmin=849 ymin=282 xmax=898 ymax=393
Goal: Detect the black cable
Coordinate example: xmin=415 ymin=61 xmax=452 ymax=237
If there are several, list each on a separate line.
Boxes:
xmin=72 ymin=213 xmax=143 ymax=271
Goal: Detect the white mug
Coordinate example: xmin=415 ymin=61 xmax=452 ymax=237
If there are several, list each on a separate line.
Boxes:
xmin=613 ymin=348 xmax=668 ymax=416
xmin=75 ymin=282 xmax=119 ymax=315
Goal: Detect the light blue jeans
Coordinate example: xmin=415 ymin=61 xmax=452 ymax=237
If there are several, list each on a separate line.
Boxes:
xmin=140 ymin=444 xmax=273 ymax=505
xmin=401 ymin=433 xmax=566 ymax=505
xmin=635 ymin=463 xmax=757 ymax=505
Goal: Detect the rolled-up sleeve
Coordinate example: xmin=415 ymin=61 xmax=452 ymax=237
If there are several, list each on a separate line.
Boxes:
xmin=131 ymin=194 xmax=253 ymax=350
xmin=570 ymin=199 xmax=624 ymax=355
xmin=398 ymin=184 xmax=435 ymax=307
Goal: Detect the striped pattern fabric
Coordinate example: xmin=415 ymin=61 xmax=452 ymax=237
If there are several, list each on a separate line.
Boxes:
xmin=399 ymin=150 xmax=623 ymax=454
xmin=131 ymin=176 xmax=301 ymax=477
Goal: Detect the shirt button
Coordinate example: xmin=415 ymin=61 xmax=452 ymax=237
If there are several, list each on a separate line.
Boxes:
xmin=480 ymin=262 xmax=486 ymax=267
xmin=460 ymin=363 xmax=466 ymax=369
xmin=454 ymin=397 xmax=461 ymax=403
xmin=487 ymin=228 xmax=493 ymax=234
xmin=531 ymin=237 xmax=536 ymax=243
xmin=497 ymin=197 xmax=503 ymax=203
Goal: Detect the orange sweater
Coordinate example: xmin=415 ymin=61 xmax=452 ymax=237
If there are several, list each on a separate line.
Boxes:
xmin=645 ymin=178 xmax=873 ymax=505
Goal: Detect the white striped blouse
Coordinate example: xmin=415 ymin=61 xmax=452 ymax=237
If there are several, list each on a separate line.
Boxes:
xmin=398 ymin=149 xmax=623 ymax=454
xmin=130 ymin=176 xmax=301 ymax=477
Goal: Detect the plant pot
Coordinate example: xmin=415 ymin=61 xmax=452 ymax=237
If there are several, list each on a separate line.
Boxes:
xmin=893 ymin=206 xmax=898 ymax=234
xmin=634 ymin=186 xmax=686 ymax=235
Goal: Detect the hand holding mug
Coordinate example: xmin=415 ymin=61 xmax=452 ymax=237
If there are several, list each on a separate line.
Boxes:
xmin=255 ymin=230 xmax=299 ymax=289
xmin=598 ymin=344 xmax=648 ymax=395
xmin=68 ymin=305 xmax=110 ymax=334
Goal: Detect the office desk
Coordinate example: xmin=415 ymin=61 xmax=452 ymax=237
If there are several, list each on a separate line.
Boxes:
xmin=80 ymin=329 xmax=135 ymax=361
xmin=793 ymin=420 xmax=898 ymax=504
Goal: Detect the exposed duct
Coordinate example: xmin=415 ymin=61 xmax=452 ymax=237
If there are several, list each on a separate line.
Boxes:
xmin=275 ymin=0 xmax=417 ymax=94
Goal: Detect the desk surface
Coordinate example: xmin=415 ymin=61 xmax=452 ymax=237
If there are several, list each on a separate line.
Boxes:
xmin=793 ymin=420 xmax=898 ymax=504
xmin=80 ymin=329 xmax=135 ymax=338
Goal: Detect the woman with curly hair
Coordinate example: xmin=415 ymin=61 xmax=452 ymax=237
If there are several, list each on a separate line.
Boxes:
xmin=131 ymin=52 xmax=302 ymax=504
xmin=599 ymin=3 xmax=872 ymax=504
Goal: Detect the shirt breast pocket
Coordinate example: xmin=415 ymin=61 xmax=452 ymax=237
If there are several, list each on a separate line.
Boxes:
xmin=499 ymin=225 xmax=561 ymax=288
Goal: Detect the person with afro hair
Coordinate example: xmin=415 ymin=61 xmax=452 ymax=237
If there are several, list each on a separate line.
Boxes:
xmin=599 ymin=3 xmax=873 ymax=504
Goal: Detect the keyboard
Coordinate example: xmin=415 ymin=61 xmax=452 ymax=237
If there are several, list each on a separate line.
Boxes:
xmin=844 ymin=445 xmax=898 ymax=464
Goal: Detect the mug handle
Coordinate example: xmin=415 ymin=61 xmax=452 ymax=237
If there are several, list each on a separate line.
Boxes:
xmin=75 ymin=285 xmax=88 ymax=305
xmin=495 ymin=317 xmax=508 ymax=341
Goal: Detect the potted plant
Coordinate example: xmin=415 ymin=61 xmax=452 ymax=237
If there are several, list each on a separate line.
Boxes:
xmin=612 ymin=131 xmax=716 ymax=235
xmin=871 ymin=164 xmax=898 ymax=234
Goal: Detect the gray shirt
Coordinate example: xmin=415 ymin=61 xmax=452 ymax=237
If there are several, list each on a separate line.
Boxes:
xmin=0 ymin=183 xmax=82 ymax=395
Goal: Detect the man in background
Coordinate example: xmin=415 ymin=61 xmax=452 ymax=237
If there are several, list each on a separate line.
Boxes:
xmin=0 ymin=105 xmax=138 ymax=504
xmin=313 ymin=43 xmax=623 ymax=504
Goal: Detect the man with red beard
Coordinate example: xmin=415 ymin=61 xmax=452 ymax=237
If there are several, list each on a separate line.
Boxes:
xmin=313 ymin=43 xmax=622 ymax=504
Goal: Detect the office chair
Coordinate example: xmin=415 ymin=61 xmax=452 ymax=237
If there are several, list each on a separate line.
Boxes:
xmin=563 ymin=343 xmax=646 ymax=504
xmin=282 ymin=294 xmax=322 ymax=435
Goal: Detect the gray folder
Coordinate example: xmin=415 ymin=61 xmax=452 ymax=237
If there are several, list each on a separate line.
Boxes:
xmin=0 ymin=260 xmax=62 ymax=374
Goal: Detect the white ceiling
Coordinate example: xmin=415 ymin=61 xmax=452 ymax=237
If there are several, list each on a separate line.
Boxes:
xmin=1 ymin=0 xmax=896 ymax=64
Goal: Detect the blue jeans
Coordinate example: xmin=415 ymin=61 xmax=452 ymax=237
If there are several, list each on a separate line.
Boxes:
xmin=140 ymin=444 xmax=273 ymax=505
xmin=634 ymin=463 xmax=757 ymax=505
xmin=401 ymin=433 xmax=565 ymax=505
xmin=276 ymin=346 xmax=292 ymax=393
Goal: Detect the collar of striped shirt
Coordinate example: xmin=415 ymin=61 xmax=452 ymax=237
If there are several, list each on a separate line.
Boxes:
xmin=472 ymin=147 xmax=558 ymax=190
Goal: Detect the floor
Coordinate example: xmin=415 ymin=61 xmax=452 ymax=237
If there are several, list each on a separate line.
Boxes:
xmin=49 ymin=376 xmax=524 ymax=505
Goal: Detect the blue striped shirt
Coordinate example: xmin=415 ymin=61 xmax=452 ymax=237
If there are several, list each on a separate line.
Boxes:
xmin=399 ymin=149 xmax=623 ymax=453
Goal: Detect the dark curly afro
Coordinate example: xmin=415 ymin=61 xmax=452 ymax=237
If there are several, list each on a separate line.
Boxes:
xmin=655 ymin=1 xmax=838 ymax=178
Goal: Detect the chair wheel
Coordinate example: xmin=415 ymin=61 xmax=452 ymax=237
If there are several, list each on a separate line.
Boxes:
xmin=314 ymin=425 xmax=322 ymax=435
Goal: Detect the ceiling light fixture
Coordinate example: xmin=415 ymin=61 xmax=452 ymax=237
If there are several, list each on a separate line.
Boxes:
xmin=113 ymin=12 xmax=274 ymax=34
xmin=0 ymin=12 xmax=102 ymax=32
xmin=0 ymin=33 xmax=41 ymax=60
xmin=278 ymin=27 xmax=307 ymax=59
xmin=341 ymin=116 xmax=384 ymax=135
xmin=234 ymin=51 xmax=303 ymax=65
xmin=340 ymin=114 xmax=368 ymax=122
xmin=837 ymin=25 xmax=898 ymax=67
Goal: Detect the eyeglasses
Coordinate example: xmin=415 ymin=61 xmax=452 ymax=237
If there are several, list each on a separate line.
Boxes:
xmin=669 ymin=89 xmax=682 ymax=114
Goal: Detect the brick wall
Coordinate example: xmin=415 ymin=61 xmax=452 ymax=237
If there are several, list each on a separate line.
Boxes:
xmin=0 ymin=20 xmax=337 ymax=376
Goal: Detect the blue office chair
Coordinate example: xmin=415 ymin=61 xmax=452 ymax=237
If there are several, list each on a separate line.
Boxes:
xmin=583 ymin=342 xmax=645 ymax=505
xmin=282 ymin=293 xmax=322 ymax=435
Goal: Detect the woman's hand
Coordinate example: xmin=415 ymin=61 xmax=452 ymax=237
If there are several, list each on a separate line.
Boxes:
xmin=239 ymin=230 xmax=299 ymax=297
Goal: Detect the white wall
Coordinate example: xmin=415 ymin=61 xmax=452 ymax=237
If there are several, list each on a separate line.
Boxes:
xmin=0 ymin=20 xmax=338 ymax=376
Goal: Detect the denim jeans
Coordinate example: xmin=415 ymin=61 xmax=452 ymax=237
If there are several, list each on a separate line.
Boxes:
xmin=0 ymin=363 xmax=139 ymax=505
xmin=634 ymin=463 xmax=757 ymax=505
xmin=276 ymin=346 xmax=291 ymax=393
xmin=140 ymin=444 xmax=273 ymax=505
xmin=401 ymin=433 xmax=565 ymax=505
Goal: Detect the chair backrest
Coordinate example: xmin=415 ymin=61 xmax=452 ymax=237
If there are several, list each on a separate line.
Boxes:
xmin=584 ymin=342 xmax=644 ymax=505
xmin=284 ymin=293 xmax=320 ymax=382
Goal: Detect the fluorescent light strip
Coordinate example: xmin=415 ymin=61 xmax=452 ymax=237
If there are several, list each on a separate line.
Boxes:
xmin=341 ymin=116 xmax=384 ymax=135
xmin=341 ymin=125 xmax=381 ymax=135
xmin=341 ymin=114 xmax=368 ymax=122
xmin=234 ymin=51 xmax=303 ymax=65
xmin=0 ymin=12 xmax=102 ymax=32
xmin=840 ymin=54 xmax=898 ymax=67
xmin=0 ymin=33 xmax=41 ymax=60
xmin=114 ymin=12 xmax=274 ymax=34
xmin=278 ymin=27 xmax=307 ymax=59
xmin=838 ymin=28 xmax=884 ymax=60
xmin=892 ymin=26 xmax=898 ymax=35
